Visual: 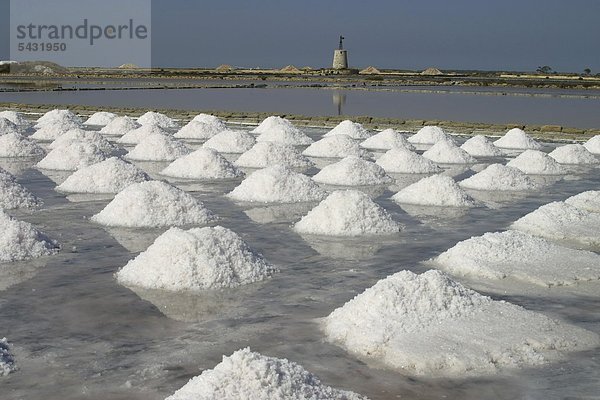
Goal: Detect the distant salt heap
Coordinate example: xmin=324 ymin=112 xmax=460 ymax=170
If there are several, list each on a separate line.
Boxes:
xmin=312 ymin=156 xmax=392 ymax=186
xmin=0 ymin=169 xmax=41 ymax=209
xmin=116 ymin=226 xmax=276 ymax=291
xmin=126 ymin=134 xmax=190 ymax=162
xmin=252 ymin=116 xmax=313 ymax=145
xmin=165 ymin=348 xmax=367 ymax=400
xmin=117 ymin=124 xmax=171 ymax=145
xmin=407 ymin=126 xmax=453 ymax=145
xmin=493 ymin=128 xmax=541 ymax=150
xmin=0 ymin=111 xmax=30 ymax=129
xmin=34 ymin=109 xmax=82 ymax=129
xmin=36 ymin=142 xmax=108 ymax=171
xmin=583 ymin=135 xmax=600 ymax=155
xmin=0 ymin=338 xmax=17 ymax=376
xmin=375 ymin=147 xmax=441 ymax=174
xmin=506 ymin=150 xmax=566 ymax=175
xmin=460 ymin=135 xmax=503 ymax=157
xmin=136 ymin=111 xmax=179 ymax=128
xmin=91 ymin=181 xmax=216 ymax=228
xmin=324 ymin=120 xmax=371 ymax=140
xmin=511 ymin=201 xmax=600 ymax=247
xmin=360 ymin=129 xmax=415 ymax=151
xmin=48 ymin=129 xmax=116 ymax=153
xmin=565 ymin=191 xmax=600 ymax=213
xmin=84 ymin=111 xmax=118 ymax=126
xmin=56 ymin=157 xmax=150 ymax=194
xmin=30 ymin=118 xmax=82 ymax=141
xmin=433 ymin=230 xmax=600 ymax=286
xmin=99 ymin=116 xmax=140 ymax=137
xmin=0 ymin=132 xmax=45 ymax=157
xmin=173 ymin=121 xmax=224 ymax=140
xmin=459 ymin=164 xmax=539 ymax=191
xmin=191 ymin=113 xmax=227 ymax=128
xmin=302 ymin=136 xmax=370 ymax=158
xmin=228 ymin=165 xmax=326 ymax=203
xmin=548 ymin=144 xmax=599 ymax=165
xmin=294 ymin=190 xmax=401 ymax=236
xmin=0 ymin=210 xmax=59 ymax=262
xmin=0 ymin=118 xmax=22 ymax=135
xmin=202 ymin=130 xmax=256 ymax=153
xmin=161 ymin=148 xmax=244 ymax=180
xmin=422 ymin=139 xmax=476 ymax=164
xmin=325 ymin=270 xmax=599 ymax=376
xmin=235 ymin=142 xmax=314 ymax=170
xmin=392 ymin=175 xmax=477 ymax=207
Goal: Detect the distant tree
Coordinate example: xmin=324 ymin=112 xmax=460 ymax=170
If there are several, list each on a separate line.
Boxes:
xmin=583 ymin=68 xmax=592 ymax=75
xmin=536 ymin=66 xmax=554 ymax=74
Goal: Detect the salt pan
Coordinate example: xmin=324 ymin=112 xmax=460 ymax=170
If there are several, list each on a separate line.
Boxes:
xmin=0 ymin=210 xmax=59 ymax=262
xmin=324 ymin=120 xmax=371 ymax=140
xmin=506 ymin=150 xmax=566 ymax=175
xmin=459 ymin=164 xmax=539 ymax=191
xmin=252 ymin=116 xmax=313 ymax=145
xmin=126 ymin=134 xmax=191 ymax=161
xmin=48 ymin=129 xmax=116 ymax=153
xmin=0 ymin=338 xmax=16 ymax=376
xmin=565 ymin=191 xmax=600 ymax=213
xmin=84 ymin=112 xmax=118 ymax=126
xmin=36 ymin=142 xmax=108 ymax=171
xmin=235 ymin=142 xmax=314 ymax=170
xmin=160 ymin=148 xmax=244 ymax=180
xmin=422 ymin=139 xmax=476 ymax=164
xmin=99 ymin=116 xmax=140 ymax=137
xmin=302 ymin=136 xmax=370 ymax=158
xmin=0 ymin=169 xmax=41 ymax=209
xmin=493 ymin=128 xmax=541 ymax=150
xmin=202 ymin=130 xmax=256 ymax=153
xmin=583 ymin=135 xmax=600 ymax=155
xmin=136 ymin=111 xmax=179 ymax=128
xmin=392 ymin=175 xmax=477 ymax=207
xmin=312 ymin=156 xmax=392 ymax=186
xmin=0 ymin=132 xmax=45 ymax=157
xmin=117 ymin=124 xmax=171 ymax=145
xmin=460 ymin=135 xmax=503 ymax=157
xmin=360 ymin=129 xmax=415 ymax=151
xmin=407 ymin=126 xmax=453 ymax=145
xmin=174 ymin=121 xmax=224 ymax=140
xmin=548 ymin=144 xmax=599 ymax=165
xmin=375 ymin=147 xmax=441 ymax=174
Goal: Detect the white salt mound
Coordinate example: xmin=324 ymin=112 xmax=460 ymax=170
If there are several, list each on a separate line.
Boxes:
xmin=0 ymin=338 xmax=16 ymax=376
xmin=459 ymin=164 xmax=539 ymax=191
xmin=407 ymin=126 xmax=453 ymax=145
xmin=174 ymin=121 xmax=224 ymax=140
xmin=126 ymin=134 xmax=191 ymax=161
xmin=161 ymin=148 xmax=244 ymax=180
xmin=422 ymin=139 xmax=476 ymax=164
xmin=235 ymin=142 xmax=314 ymax=170
xmin=565 ymin=191 xmax=600 ymax=213
xmin=165 ymin=348 xmax=367 ymax=400
xmin=56 ymin=157 xmax=150 ymax=194
xmin=548 ymin=144 xmax=599 ymax=165
xmin=91 ymin=181 xmax=216 ymax=228
xmin=302 ymin=135 xmax=370 ymax=158
xmin=99 ymin=116 xmax=140 ymax=137
xmin=36 ymin=142 xmax=108 ymax=171
xmin=312 ymin=156 xmax=392 ymax=186
xmin=253 ymin=116 xmax=313 ymax=145
xmin=30 ymin=118 xmax=82 ymax=141
xmin=324 ymin=120 xmax=371 ymax=140
xmin=117 ymin=124 xmax=171 ymax=145
xmin=506 ymin=150 xmax=566 ymax=175
xmin=0 ymin=210 xmax=59 ymax=262
xmin=0 ymin=169 xmax=41 ymax=209
xmin=0 ymin=132 xmax=45 ymax=157
xmin=460 ymin=135 xmax=503 ymax=157
xmin=116 ymin=226 xmax=276 ymax=291
xmin=511 ymin=201 xmax=600 ymax=247
xmin=191 ymin=113 xmax=227 ymax=129
xmin=48 ymin=129 xmax=116 ymax=153
xmin=202 ymin=130 xmax=256 ymax=153
xmin=0 ymin=111 xmax=30 ymax=129
xmin=35 ymin=109 xmax=81 ymax=129
xmin=434 ymin=230 xmax=600 ymax=286
xmin=360 ymin=129 xmax=415 ymax=151
xmin=392 ymin=175 xmax=477 ymax=207
xmin=0 ymin=118 xmax=22 ymax=135
xmin=583 ymin=135 xmax=600 ymax=155
xmin=228 ymin=165 xmax=326 ymax=203
xmin=323 ymin=269 xmax=599 ymax=376
xmin=84 ymin=112 xmax=118 ymax=126
xmin=294 ymin=190 xmax=401 ymax=236
xmin=137 ymin=111 xmax=179 ymax=128
xmin=375 ymin=147 xmax=441 ymax=174
xmin=493 ymin=128 xmax=542 ymax=150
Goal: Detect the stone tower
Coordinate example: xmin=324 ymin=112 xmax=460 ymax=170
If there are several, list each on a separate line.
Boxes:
xmin=332 ymin=35 xmax=348 ymax=70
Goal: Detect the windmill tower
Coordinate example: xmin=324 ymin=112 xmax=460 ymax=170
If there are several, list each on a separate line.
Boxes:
xmin=332 ymin=35 xmax=348 ymax=70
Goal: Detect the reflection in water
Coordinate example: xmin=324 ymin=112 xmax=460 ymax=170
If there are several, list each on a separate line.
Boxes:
xmin=104 ymin=227 xmax=164 ymax=253
xmin=0 ymin=158 xmax=41 ymax=177
xmin=243 ymin=202 xmax=316 ymax=225
xmin=332 ymin=91 xmax=347 ymax=116
xmin=300 ymin=234 xmax=382 ymax=260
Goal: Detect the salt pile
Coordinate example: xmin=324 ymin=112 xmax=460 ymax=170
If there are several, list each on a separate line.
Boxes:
xmin=565 ymin=191 xmax=600 ymax=213
xmin=0 ymin=118 xmax=22 ymax=135
xmin=84 ymin=111 xmax=118 ymax=126
xmin=56 ymin=157 xmax=150 ymax=194
xmin=228 ymin=165 xmax=326 ymax=203
xmin=323 ymin=269 xmax=599 ymax=376
xmin=116 ymin=226 xmax=276 ymax=290
xmin=136 ymin=111 xmax=179 ymax=128
xmin=34 ymin=109 xmax=82 ymax=129
xmin=165 ymin=348 xmax=367 ymax=400
xmin=493 ymin=128 xmax=542 ymax=150
xmin=91 ymin=181 xmax=216 ymax=228
xmin=160 ymin=148 xmax=244 ymax=180
xmin=459 ymin=164 xmax=539 ymax=191
xmin=48 ymin=129 xmax=116 ymax=153
xmin=0 ymin=210 xmax=59 ymax=262
xmin=548 ymin=144 xmax=599 ymax=165
xmin=407 ymin=126 xmax=453 ymax=145
xmin=324 ymin=120 xmax=371 ymax=140
xmin=392 ymin=175 xmax=477 ymax=207
xmin=583 ymin=135 xmax=600 ymax=155
xmin=433 ymin=230 xmax=600 ymax=286
xmin=0 ymin=338 xmax=16 ymax=376
xmin=126 ymin=134 xmax=190 ymax=161
xmin=511 ymin=201 xmax=600 ymax=247
xmin=302 ymin=136 xmax=370 ymax=158
xmin=422 ymin=139 xmax=477 ymax=164
xmin=99 ymin=116 xmax=140 ymax=137
xmin=312 ymin=156 xmax=392 ymax=186
xmin=30 ymin=118 xmax=82 ymax=141
xmin=202 ymin=130 xmax=256 ymax=153
xmin=235 ymin=142 xmax=314 ymax=170
xmin=191 ymin=113 xmax=227 ymax=128
xmin=0 ymin=169 xmax=41 ymax=209
xmin=174 ymin=121 xmax=224 ymax=140
xmin=294 ymin=190 xmax=401 ymax=236
xmin=506 ymin=150 xmax=566 ymax=175
xmin=0 ymin=132 xmax=45 ymax=157
xmin=117 ymin=124 xmax=171 ymax=145
xmin=36 ymin=142 xmax=108 ymax=171
xmin=360 ymin=129 xmax=415 ymax=151
xmin=0 ymin=111 xmax=30 ymax=129
xmin=375 ymin=147 xmax=441 ymax=174
xmin=252 ymin=116 xmax=313 ymax=145
xmin=460 ymin=135 xmax=503 ymax=157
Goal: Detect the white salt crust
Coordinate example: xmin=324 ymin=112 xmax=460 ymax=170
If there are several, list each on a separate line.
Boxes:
xmin=84 ymin=112 xmax=118 ymax=126
xmin=0 ymin=132 xmax=45 ymax=157
xmin=126 ymin=134 xmax=191 ymax=161
xmin=0 ymin=168 xmax=41 ymax=209
xmin=392 ymin=174 xmax=477 ymax=207
xmin=506 ymin=150 xmax=566 ymax=175
xmin=173 ymin=121 xmax=224 ymax=140
xmin=202 ymin=130 xmax=256 ymax=153
xmin=99 ymin=116 xmax=140 ymax=137
xmin=0 ymin=111 xmax=30 ymax=129
xmin=117 ymin=124 xmax=171 ymax=145
xmin=235 ymin=142 xmax=314 ymax=170
xmin=360 ymin=129 xmax=415 ymax=151
xmin=375 ymin=147 xmax=441 ymax=174
xmin=0 ymin=210 xmax=60 ymax=262
xmin=324 ymin=120 xmax=372 ymax=140
xmin=459 ymin=164 xmax=539 ymax=191
xmin=407 ymin=126 xmax=454 ymax=145
xmin=302 ymin=136 xmax=371 ymax=159
xmin=136 ymin=111 xmax=179 ymax=128
xmin=160 ymin=148 xmax=244 ymax=180
xmin=583 ymin=135 xmax=600 ymax=155
xmin=548 ymin=144 xmax=599 ymax=165
xmin=252 ymin=116 xmax=313 ymax=145
xmin=565 ymin=191 xmax=600 ymax=213
xmin=493 ymin=128 xmax=542 ymax=150
xmin=312 ymin=156 xmax=392 ymax=186
xmin=0 ymin=338 xmax=17 ymax=376
xmin=36 ymin=142 xmax=109 ymax=171
xmin=460 ymin=135 xmax=503 ymax=157
xmin=34 ymin=109 xmax=82 ymax=129
xmin=422 ymin=139 xmax=477 ymax=164
xmin=48 ymin=129 xmax=116 ymax=153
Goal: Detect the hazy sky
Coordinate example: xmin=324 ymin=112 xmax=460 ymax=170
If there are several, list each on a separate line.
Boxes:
xmin=1 ymin=0 xmax=599 ymax=72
